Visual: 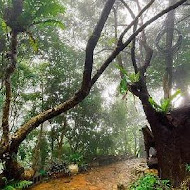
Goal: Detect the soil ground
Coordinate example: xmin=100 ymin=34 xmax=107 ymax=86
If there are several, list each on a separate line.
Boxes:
xmin=29 ymin=158 xmax=146 ymax=190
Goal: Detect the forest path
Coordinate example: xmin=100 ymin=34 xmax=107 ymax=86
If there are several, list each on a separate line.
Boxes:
xmin=30 ymin=158 xmax=146 ymax=190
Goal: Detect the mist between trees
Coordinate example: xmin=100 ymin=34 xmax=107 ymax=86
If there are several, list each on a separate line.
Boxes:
xmin=0 ymin=0 xmax=190 ymax=188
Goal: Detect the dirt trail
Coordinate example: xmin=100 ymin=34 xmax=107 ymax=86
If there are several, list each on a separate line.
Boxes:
xmin=30 ymin=158 xmax=146 ymax=190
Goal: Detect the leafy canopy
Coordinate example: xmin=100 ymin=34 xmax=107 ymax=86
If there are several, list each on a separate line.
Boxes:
xmin=0 ymin=0 xmax=65 ymax=33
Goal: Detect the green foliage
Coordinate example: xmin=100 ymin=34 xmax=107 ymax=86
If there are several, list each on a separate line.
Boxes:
xmin=0 ymin=0 xmax=65 ymax=55
xmin=33 ymin=19 xmax=65 ymax=29
xmin=3 ymin=186 xmax=15 ymax=190
xmin=39 ymin=169 xmax=47 ymax=177
xmin=120 ymin=77 xmax=128 ymax=94
xmin=149 ymin=89 xmax=181 ymax=113
xmin=116 ymin=65 xmax=140 ymax=95
xmin=0 ymin=18 xmax=10 ymax=34
xmin=186 ymin=164 xmax=190 ymax=172
xmin=8 ymin=0 xmax=65 ymax=30
xmin=28 ymin=33 xmax=38 ymax=52
xmin=130 ymin=174 xmax=171 ymax=190
xmin=68 ymin=152 xmax=84 ymax=165
xmin=3 ymin=180 xmax=33 ymax=190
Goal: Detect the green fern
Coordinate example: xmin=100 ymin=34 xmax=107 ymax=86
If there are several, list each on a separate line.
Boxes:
xmin=0 ymin=0 xmax=65 ymax=32
xmin=21 ymin=0 xmax=65 ymax=29
xmin=116 ymin=64 xmax=140 ymax=95
xmin=32 ymin=19 xmax=65 ymax=29
xmin=149 ymin=89 xmax=181 ymax=113
xmin=119 ymin=76 xmax=128 ymax=94
xmin=186 ymin=164 xmax=190 ymax=172
xmin=3 ymin=185 xmax=15 ymax=190
xmin=3 ymin=180 xmax=33 ymax=190
xmin=130 ymin=174 xmax=171 ymax=190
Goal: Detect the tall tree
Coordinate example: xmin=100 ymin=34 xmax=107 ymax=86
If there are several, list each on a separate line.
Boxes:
xmin=162 ymin=0 xmax=177 ymax=98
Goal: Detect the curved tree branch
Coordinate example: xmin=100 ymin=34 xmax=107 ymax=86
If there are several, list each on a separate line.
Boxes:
xmin=81 ymin=0 xmax=116 ymax=91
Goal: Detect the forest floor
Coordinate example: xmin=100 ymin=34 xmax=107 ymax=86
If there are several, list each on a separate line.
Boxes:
xmin=29 ymin=158 xmax=146 ymax=190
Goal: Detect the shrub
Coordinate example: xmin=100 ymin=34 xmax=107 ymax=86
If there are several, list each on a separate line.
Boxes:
xmin=130 ymin=174 xmax=171 ymax=190
xmin=2 ymin=179 xmax=33 ymax=190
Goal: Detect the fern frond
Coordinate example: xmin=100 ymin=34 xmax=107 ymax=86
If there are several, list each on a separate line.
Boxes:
xmin=31 ymin=19 xmax=65 ymax=29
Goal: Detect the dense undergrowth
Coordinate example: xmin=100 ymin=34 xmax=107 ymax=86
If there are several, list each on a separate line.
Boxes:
xmin=129 ymin=173 xmax=190 ymax=190
xmin=2 ymin=179 xmax=32 ymax=190
xmin=129 ymin=174 xmax=171 ymax=190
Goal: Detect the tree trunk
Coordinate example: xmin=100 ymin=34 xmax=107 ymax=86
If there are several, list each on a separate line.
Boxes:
xmin=3 ymin=151 xmax=24 ymax=180
xmin=163 ymin=6 xmax=175 ymax=98
xmin=153 ymin=123 xmax=189 ymax=186
xmin=32 ymin=124 xmax=43 ymax=172
xmin=57 ymin=118 xmax=67 ymax=160
xmin=141 ymin=96 xmax=190 ymax=186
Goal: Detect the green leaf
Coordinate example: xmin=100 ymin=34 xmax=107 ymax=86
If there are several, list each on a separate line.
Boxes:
xmin=130 ymin=174 xmax=171 ymax=190
xmin=149 ymin=89 xmax=181 ymax=113
xmin=0 ymin=18 xmax=11 ymax=34
xmin=149 ymin=97 xmax=162 ymax=112
xmin=160 ymin=89 xmax=181 ymax=113
xmin=32 ymin=19 xmax=65 ymax=29
xmin=12 ymin=180 xmax=33 ymax=189
xmin=119 ymin=77 xmax=128 ymax=94
xmin=160 ymin=98 xmax=170 ymax=113
xmin=1 ymin=19 xmax=7 ymax=32
xmin=170 ymin=89 xmax=181 ymax=101
xmin=129 ymin=72 xmax=140 ymax=83
xmin=115 ymin=64 xmax=128 ymax=75
xmin=3 ymin=185 xmax=16 ymax=190
xmin=28 ymin=34 xmax=38 ymax=52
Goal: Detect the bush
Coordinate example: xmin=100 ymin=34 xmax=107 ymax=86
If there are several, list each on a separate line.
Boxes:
xmin=130 ymin=174 xmax=171 ymax=190
xmin=2 ymin=179 xmax=32 ymax=190
xmin=46 ymin=159 xmax=70 ymax=176
xmin=68 ymin=153 xmax=84 ymax=165
xmin=68 ymin=153 xmax=89 ymax=172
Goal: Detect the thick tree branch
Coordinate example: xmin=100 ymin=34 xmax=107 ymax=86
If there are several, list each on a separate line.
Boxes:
xmin=81 ymin=0 xmax=116 ymax=92
xmin=1 ymin=31 xmax=18 ymax=146
xmin=113 ymin=7 xmax=125 ymax=78
xmin=1 ymin=78 xmax=11 ymax=145
xmin=137 ymin=0 xmax=153 ymax=74
xmin=120 ymin=0 xmax=136 ymax=19
xmin=121 ymin=0 xmax=138 ymax=73
xmin=131 ymin=19 xmax=138 ymax=74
